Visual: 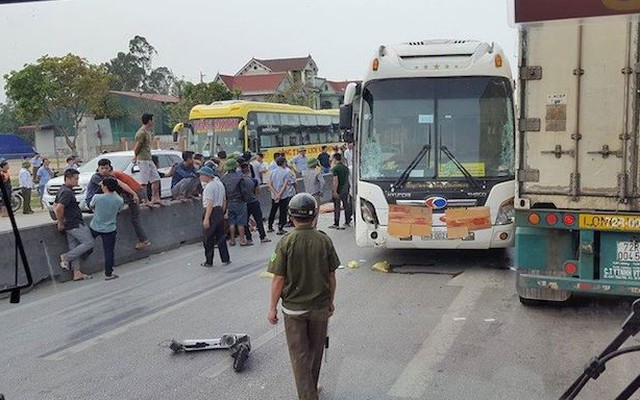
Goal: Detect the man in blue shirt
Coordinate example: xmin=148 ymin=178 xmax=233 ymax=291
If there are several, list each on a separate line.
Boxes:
xmin=90 ymin=177 xmax=124 ymax=280
xmin=168 ymin=151 xmax=199 ymax=199
xmin=267 ymin=157 xmax=296 ymax=235
xmin=290 ymin=148 xmax=308 ymax=175
xmin=317 ymin=146 xmax=331 ymax=174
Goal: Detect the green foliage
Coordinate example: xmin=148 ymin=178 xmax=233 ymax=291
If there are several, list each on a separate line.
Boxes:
xmin=105 ymin=36 xmax=175 ymax=95
xmin=4 ymin=54 xmax=112 ymax=151
xmin=0 ymin=102 xmax=20 ymax=134
xmin=166 ymin=81 xmax=234 ymax=127
xmin=266 ymin=77 xmax=315 ymax=108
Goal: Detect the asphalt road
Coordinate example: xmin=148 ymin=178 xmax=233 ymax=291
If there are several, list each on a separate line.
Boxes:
xmin=1 ymin=214 xmax=638 ymax=400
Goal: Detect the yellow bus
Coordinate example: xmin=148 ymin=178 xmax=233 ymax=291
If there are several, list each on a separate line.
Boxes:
xmin=187 ymin=100 xmax=341 ymax=161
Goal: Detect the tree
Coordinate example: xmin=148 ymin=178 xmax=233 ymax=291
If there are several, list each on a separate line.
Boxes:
xmin=166 ymin=81 xmax=235 ymax=127
xmin=105 ymin=51 xmax=145 ymax=92
xmin=5 ymin=54 xmax=112 ymax=152
xmin=266 ymin=77 xmax=316 ymax=108
xmin=148 ymin=66 xmax=175 ymax=95
xmin=0 ymin=102 xmax=20 ymax=134
xmin=104 ymin=36 xmax=176 ymax=95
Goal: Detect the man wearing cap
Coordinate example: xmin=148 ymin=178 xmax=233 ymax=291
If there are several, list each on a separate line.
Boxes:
xmin=221 ymin=158 xmax=253 ymax=246
xmin=18 ymin=161 xmax=34 ymax=214
xmin=198 ymin=165 xmax=230 ymax=267
xmin=133 ymin=113 xmax=162 ymax=205
xmin=290 ymin=148 xmax=308 ymax=176
xmin=302 ymin=158 xmax=325 ymax=206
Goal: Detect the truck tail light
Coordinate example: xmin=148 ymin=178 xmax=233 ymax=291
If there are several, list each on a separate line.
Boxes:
xmin=546 ymin=213 xmax=558 ymax=225
xmin=528 ymin=213 xmax=540 ymax=225
xmin=563 ymin=214 xmax=576 ymax=226
xmin=564 ymin=262 xmax=578 ymax=275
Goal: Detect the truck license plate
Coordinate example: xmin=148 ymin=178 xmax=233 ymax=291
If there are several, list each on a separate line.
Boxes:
xmin=616 ymin=241 xmax=640 ymax=262
xmin=580 ymin=214 xmax=640 ymax=232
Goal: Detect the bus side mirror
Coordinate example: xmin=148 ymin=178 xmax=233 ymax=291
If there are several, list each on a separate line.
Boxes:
xmin=340 ymin=104 xmax=353 ymax=130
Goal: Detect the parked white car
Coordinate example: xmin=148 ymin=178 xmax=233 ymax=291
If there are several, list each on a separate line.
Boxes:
xmin=42 ymin=150 xmax=182 ymax=220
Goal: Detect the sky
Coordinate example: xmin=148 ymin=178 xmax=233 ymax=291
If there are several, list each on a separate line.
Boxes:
xmin=0 ymin=0 xmax=517 ymax=102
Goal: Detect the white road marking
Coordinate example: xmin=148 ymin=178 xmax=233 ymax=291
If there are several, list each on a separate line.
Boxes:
xmin=388 ymin=270 xmax=500 ymax=398
xmin=42 ymin=268 xmax=258 ymax=361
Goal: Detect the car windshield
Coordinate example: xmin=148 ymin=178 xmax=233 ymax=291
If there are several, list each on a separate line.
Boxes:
xmin=77 ymin=155 xmax=131 ymax=173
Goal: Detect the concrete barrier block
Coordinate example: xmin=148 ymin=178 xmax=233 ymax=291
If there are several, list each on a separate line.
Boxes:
xmin=0 ymin=200 xmax=204 ymax=287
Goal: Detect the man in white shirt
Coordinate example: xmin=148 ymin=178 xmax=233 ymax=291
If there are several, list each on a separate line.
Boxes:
xmin=250 ymin=152 xmax=268 ymax=185
xmin=18 ymin=161 xmax=34 ymax=214
xmin=344 ymin=142 xmax=354 ymax=168
xmin=199 ymin=166 xmax=230 ymax=268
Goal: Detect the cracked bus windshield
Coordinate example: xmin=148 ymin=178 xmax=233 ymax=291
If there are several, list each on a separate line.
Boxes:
xmin=3 ymin=1 xmax=640 ymax=400
xmin=360 ymin=77 xmax=514 ymax=181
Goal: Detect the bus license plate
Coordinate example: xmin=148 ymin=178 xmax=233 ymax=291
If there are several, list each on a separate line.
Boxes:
xmin=617 ymin=242 xmax=640 ymax=262
xmin=580 ymin=214 xmax=640 ymax=232
xmin=421 ymin=232 xmax=475 ymax=241
xmin=422 ymin=231 xmax=448 ymax=241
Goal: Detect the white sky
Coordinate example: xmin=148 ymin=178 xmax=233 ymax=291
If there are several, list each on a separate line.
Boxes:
xmin=0 ymin=0 xmax=517 ymax=102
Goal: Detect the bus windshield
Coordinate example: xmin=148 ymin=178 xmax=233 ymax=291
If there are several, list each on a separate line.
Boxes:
xmin=360 ymin=77 xmax=514 ymax=181
xmin=189 ymin=117 xmax=244 ymax=156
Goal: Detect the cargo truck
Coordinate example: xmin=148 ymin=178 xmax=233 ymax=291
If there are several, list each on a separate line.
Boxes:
xmin=514 ymin=0 xmax=640 ymax=304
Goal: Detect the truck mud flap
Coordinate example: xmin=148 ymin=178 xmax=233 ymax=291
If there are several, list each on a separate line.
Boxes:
xmin=517 ymin=269 xmax=571 ymax=303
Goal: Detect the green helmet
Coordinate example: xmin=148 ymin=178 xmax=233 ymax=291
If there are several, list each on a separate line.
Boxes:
xmin=288 ymin=193 xmax=318 ymax=220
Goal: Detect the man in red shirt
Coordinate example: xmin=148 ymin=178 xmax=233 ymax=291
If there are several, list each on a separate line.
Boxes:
xmin=109 ymin=167 xmax=151 ymax=250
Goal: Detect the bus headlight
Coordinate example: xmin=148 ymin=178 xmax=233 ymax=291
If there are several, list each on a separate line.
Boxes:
xmin=495 ymin=197 xmax=515 ymax=225
xmin=360 ymin=198 xmax=379 ymax=225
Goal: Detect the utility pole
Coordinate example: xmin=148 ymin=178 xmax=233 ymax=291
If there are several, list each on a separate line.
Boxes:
xmin=200 ymin=71 xmax=206 ymax=83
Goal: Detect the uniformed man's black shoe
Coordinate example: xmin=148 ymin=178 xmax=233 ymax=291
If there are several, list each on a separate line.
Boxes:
xmin=276 ymin=230 xmax=287 ymax=235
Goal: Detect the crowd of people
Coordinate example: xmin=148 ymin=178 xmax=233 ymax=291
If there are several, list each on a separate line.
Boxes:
xmin=48 ymin=112 xmax=354 ymax=282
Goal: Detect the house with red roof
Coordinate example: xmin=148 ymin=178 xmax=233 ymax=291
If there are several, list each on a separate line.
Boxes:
xmin=215 ymin=55 xmax=357 ymax=108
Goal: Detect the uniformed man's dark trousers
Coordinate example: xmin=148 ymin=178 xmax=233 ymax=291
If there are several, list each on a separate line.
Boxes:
xmin=333 ymin=186 xmax=352 ymax=226
xmin=203 ymin=207 xmax=229 ymax=264
xmin=284 ymin=309 xmax=329 ymax=400
xmin=268 ymin=196 xmax=291 ymax=231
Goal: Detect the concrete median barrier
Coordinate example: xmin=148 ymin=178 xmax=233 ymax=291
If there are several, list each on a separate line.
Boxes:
xmin=0 ymin=200 xmax=204 ymax=287
xmin=0 ymin=173 xmax=340 ymax=289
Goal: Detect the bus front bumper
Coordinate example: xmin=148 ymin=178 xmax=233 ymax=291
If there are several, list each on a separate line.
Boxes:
xmin=356 ymin=223 xmax=514 ymax=249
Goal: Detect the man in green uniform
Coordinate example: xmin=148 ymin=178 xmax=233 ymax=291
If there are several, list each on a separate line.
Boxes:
xmin=133 ymin=113 xmax=162 ymax=205
xmin=267 ymin=193 xmax=339 ymax=400
xmin=329 ymin=152 xmax=352 ymax=229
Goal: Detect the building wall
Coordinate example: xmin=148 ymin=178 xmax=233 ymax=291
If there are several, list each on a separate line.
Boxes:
xmin=109 ymin=95 xmax=174 ymax=141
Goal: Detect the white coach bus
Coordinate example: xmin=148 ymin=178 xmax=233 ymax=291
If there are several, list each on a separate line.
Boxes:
xmin=340 ymin=40 xmax=516 ymax=249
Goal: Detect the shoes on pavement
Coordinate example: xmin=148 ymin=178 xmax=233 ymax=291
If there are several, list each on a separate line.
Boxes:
xmin=200 ymin=262 xmax=213 ymax=268
xmin=260 ymin=238 xmax=272 ymax=243
xmin=267 ymin=228 xmax=274 ymax=233
xmin=73 ymin=274 xmax=93 ymax=281
xmin=134 ymin=240 xmax=151 ymax=250
xmin=59 ymin=255 xmax=70 ymax=271
xmin=222 ymin=261 xmax=231 ymax=266
xmin=105 ymin=274 xmax=119 ymax=281
xmin=276 ymin=230 xmax=287 ymax=235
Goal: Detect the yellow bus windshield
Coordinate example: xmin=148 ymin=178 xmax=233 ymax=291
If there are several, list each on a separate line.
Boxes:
xmin=189 ymin=117 xmax=244 ymax=157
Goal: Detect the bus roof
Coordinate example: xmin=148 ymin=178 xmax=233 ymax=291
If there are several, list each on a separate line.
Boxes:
xmin=189 ymin=100 xmax=324 ymax=120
